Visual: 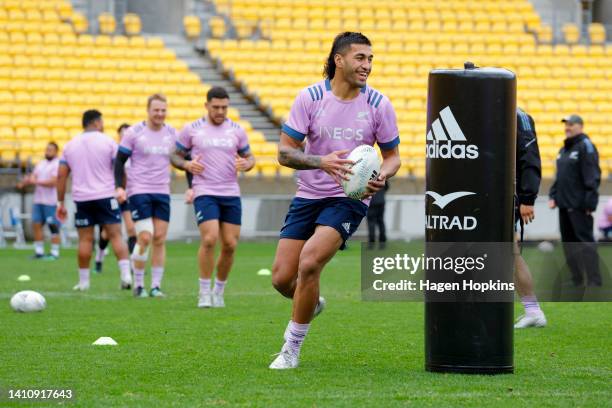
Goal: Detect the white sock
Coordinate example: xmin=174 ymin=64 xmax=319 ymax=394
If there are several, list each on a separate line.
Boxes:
xmin=521 ymin=295 xmax=543 ymax=316
xmin=79 ymin=268 xmax=90 ymax=286
xmin=50 ymin=243 xmax=60 ymax=257
xmin=214 ymin=279 xmax=226 ymax=295
xmin=199 ymin=278 xmax=211 ymax=295
xmin=134 ymin=268 xmax=145 ymax=288
xmin=285 ymin=320 xmax=310 ymax=355
xmin=34 ymin=241 xmax=44 ymax=255
xmin=118 ymin=259 xmax=131 ymax=281
xmin=151 ymin=266 xmax=164 ymax=289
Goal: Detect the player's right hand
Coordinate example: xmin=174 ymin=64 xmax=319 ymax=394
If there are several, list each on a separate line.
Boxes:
xmin=56 ymin=204 xmax=67 ymax=223
xmin=185 ymin=188 xmax=194 ymax=204
xmin=320 ymin=149 xmax=354 ymax=186
xmin=186 ymin=155 xmax=204 ymax=175
xmin=115 ymin=187 xmax=127 ymax=204
xmin=548 ymin=199 xmax=556 ymax=209
xmin=520 ymin=204 xmax=535 ymax=224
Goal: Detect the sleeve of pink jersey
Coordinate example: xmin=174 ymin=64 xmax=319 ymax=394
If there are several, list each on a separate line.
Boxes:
xmin=32 ymin=162 xmax=42 ymax=178
xmin=50 ymin=159 xmax=60 ymax=176
xmin=176 ymin=125 xmax=193 ymax=151
xmin=282 ymin=90 xmax=311 ymax=141
xmin=236 ymin=126 xmax=250 ymax=155
xmin=59 ymin=144 xmax=70 ymax=168
xmin=110 ymin=138 xmax=118 ymax=157
xmin=374 ymin=99 xmax=400 ymax=150
xmin=118 ymin=127 xmax=135 ymax=155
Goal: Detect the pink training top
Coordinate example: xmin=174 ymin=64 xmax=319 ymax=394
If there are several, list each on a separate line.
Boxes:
xmin=598 ymin=198 xmax=612 ymax=229
xmin=60 ymin=131 xmax=117 ymax=202
xmin=119 ymin=121 xmax=177 ymax=197
xmin=32 ymin=157 xmax=60 ymax=205
xmin=282 ymin=79 xmax=400 ymax=199
xmin=177 ymin=118 xmax=250 ymax=197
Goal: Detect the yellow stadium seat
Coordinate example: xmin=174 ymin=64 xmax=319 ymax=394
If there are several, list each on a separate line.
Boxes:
xmin=206 ymin=16 xmax=226 ymax=39
xmin=589 ymin=23 xmax=606 ymax=44
xmin=562 ymin=23 xmax=580 ymax=45
xmin=278 ymin=166 xmax=294 ymax=177
xmin=184 ymin=15 xmax=202 ymax=39
xmin=123 ymin=13 xmax=142 ymax=36
xmin=536 ymin=24 xmax=553 ymax=43
xmin=72 ymin=11 xmax=88 ymax=34
xmin=146 ymin=37 xmax=164 ymax=48
xmin=98 ymin=12 xmax=116 ymax=35
xmin=57 ymin=1 xmax=73 ymax=20
xmin=94 ymin=35 xmax=112 ymax=46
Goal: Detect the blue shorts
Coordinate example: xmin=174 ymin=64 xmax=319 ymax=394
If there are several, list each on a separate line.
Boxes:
xmin=280 ymin=197 xmax=368 ymax=250
xmin=75 ymin=197 xmax=121 ymax=228
xmin=32 ymin=203 xmax=59 ymax=226
xmin=194 ymin=195 xmax=241 ymax=225
xmin=129 ymin=194 xmax=170 ymax=222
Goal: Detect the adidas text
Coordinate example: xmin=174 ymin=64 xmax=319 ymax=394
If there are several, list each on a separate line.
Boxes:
xmin=426 ymin=141 xmax=479 ymax=159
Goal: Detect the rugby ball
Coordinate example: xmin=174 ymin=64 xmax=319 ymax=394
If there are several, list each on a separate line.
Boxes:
xmin=341 ymin=145 xmax=381 ymax=200
xmin=10 ymin=290 xmax=46 ymax=313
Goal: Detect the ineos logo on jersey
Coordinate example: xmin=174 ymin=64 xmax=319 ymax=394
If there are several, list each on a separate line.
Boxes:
xmin=144 ymin=146 xmax=171 ymax=155
xmin=201 ymin=138 xmax=234 ymax=148
xmin=425 ymin=190 xmax=478 ymax=231
xmin=319 ymin=126 xmax=364 ymax=141
xmin=426 ymin=106 xmax=479 ymax=160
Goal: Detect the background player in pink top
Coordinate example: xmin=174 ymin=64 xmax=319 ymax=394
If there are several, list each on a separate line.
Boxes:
xmin=96 ymin=123 xmax=137 ymax=274
xmin=16 ymin=142 xmax=61 ymax=259
xmin=269 ymin=32 xmax=401 ymax=369
xmin=114 ymin=94 xmax=182 ymax=298
xmin=56 ymin=110 xmax=132 ymax=291
xmin=174 ymin=86 xmax=255 ymax=308
xmin=598 ymin=198 xmax=612 ymax=240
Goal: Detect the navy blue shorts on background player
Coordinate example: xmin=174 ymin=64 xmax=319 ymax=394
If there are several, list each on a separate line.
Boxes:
xmin=194 ymin=195 xmax=242 ymax=225
xmin=129 ymin=194 xmax=170 ymax=222
xmin=280 ymin=197 xmax=368 ymax=249
xmin=74 ymin=197 xmax=121 ymax=228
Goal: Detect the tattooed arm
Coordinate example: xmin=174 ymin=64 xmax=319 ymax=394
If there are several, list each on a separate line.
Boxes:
xmin=277 ymin=132 xmax=354 ymax=185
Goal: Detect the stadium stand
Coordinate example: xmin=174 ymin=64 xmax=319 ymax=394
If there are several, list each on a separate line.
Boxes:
xmin=0 ymin=0 xmax=280 ymax=177
xmin=204 ymin=0 xmax=612 ymax=179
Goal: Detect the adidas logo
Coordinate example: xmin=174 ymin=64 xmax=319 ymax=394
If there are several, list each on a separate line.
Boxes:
xmin=426 ymin=106 xmax=479 ymax=160
xmin=356 ymin=111 xmax=369 ymax=120
xmin=342 ymin=222 xmax=351 ymax=234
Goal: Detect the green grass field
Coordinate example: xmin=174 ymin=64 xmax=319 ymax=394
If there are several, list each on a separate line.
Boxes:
xmin=1 ymin=241 xmax=611 ymax=407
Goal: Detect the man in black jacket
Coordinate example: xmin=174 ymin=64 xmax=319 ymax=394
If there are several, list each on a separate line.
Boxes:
xmin=367 ymin=181 xmax=389 ymax=250
xmin=514 ymin=108 xmax=547 ymax=328
xmin=549 ymin=114 xmax=602 ymax=286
